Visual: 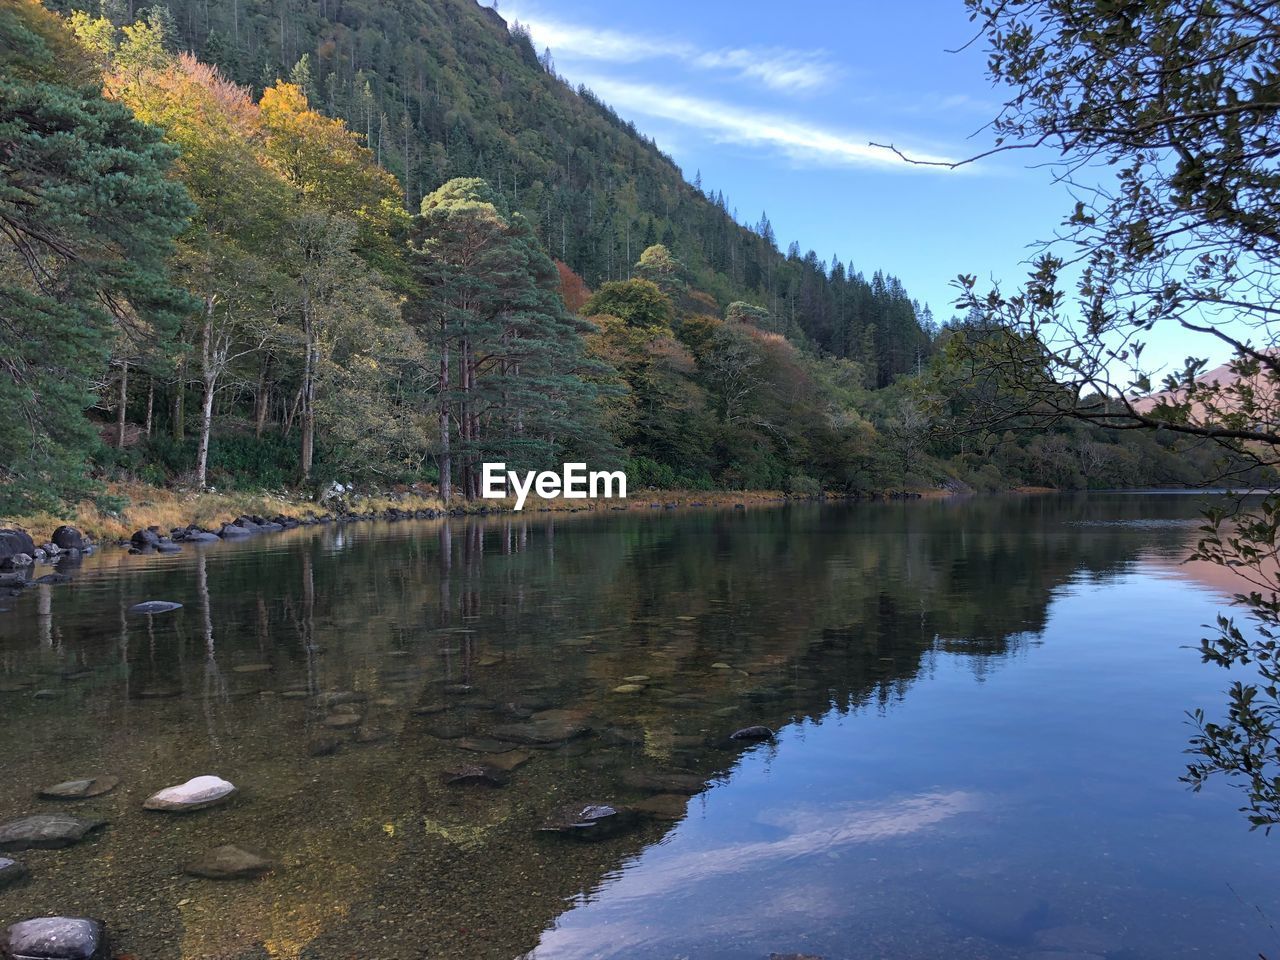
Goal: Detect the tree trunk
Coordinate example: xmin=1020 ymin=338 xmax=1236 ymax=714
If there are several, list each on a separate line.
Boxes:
xmin=438 ymin=339 xmax=451 ymax=503
xmin=459 ymin=337 xmax=471 ymax=499
xmin=144 ymin=378 xmax=154 ymax=437
xmin=115 ymin=359 xmax=128 ymax=449
xmin=300 ymin=293 xmax=315 ymax=482
xmin=195 ymin=296 xmax=216 ymax=490
xmin=171 ymin=364 xmax=185 ymax=442
xmin=254 ymin=354 xmax=271 ymax=438
xmin=300 ymin=346 xmax=315 ymax=481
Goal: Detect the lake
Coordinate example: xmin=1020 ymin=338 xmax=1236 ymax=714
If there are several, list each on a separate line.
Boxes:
xmin=0 ymin=494 xmax=1277 ymax=959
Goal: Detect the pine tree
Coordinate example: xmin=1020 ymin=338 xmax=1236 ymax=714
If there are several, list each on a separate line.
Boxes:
xmin=409 ymin=178 xmax=614 ymax=500
xmin=0 ymin=0 xmax=192 ymax=510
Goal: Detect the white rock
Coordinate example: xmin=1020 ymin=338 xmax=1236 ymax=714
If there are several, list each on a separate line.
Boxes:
xmin=143 ymin=775 xmax=236 ymax=812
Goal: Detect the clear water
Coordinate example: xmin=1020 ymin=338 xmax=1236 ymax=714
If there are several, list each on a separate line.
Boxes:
xmin=0 ymin=495 xmax=1276 ymax=960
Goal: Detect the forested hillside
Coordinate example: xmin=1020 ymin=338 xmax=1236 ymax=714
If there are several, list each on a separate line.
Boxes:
xmin=46 ymin=0 xmax=936 ymax=385
xmin=1 ymin=0 xmax=1270 ymax=519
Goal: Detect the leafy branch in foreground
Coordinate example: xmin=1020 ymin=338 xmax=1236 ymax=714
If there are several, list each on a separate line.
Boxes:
xmin=1186 ymin=496 xmax=1280 ymax=830
xmin=917 ymin=0 xmax=1280 ymax=826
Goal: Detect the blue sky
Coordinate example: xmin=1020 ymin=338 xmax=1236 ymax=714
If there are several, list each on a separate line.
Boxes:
xmin=495 ymin=0 xmax=1226 ymax=376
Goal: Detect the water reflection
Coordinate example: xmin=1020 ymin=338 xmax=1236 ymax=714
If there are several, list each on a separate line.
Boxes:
xmin=0 ymin=495 xmax=1273 ymax=959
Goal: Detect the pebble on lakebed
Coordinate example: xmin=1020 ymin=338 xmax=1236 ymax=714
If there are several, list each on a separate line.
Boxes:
xmin=729 ymin=725 xmax=775 ymax=742
xmin=538 ymin=803 xmax=637 ymax=841
xmin=0 ymin=856 xmax=29 ymax=888
xmin=0 ymin=814 xmax=106 ymax=851
xmin=184 ymin=844 xmax=272 ymax=880
xmin=38 ymin=776 xmax=119 ymax=800
xmin=143 ymin=775 xmax=236 ymax=812
xmin=3 ymin=916 xmax=106 ymax=960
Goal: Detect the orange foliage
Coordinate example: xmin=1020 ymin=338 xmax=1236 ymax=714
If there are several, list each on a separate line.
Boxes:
xmin=687 ymin=289 xmax=719 ymax=314
xmin=555 ymin=260 xmax=591 ymax=312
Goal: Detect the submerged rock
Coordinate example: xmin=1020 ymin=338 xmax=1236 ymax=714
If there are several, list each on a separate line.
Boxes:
xmin=622 ymin=770 xmax=706 ymax=795
xmin=0 ymin=857 xmax=29 ymax=888
xmin=729 ymin=725 xmax=775 ymax=742
xmin=0 ymin=814 xmax=106 ymax=851
xmin=454 ymin=737 xmax=512 ymax=754
xmin=352 ymin=725 xmax=390 ymax=744
xmin=127 ymin=600 xmax=182 ymax=615
xmin=491 ymin=713 xmax=590 ymax=745
xmin=3 ymin=917 xmax=105 ymax=960
xmin=633 ymin=794 xmax=689 ymax=821
xmin=611 ymin=684 xmax=645 ymax=694
xmin=316 ymin=691 xmax=368 ymax=708
xmin=306 ymin=737 xmax=341 ymax=757
xmin=184 ymin=844 xmax=272 ymax=880
xmin=425 ymin=722 xmax=466 ymax=739
xmin=441 ymin=764 xmax=507 ymax=787
xmin=483 ymin=750 xmax=532 ymax=773
xmin=38 ymin=776 xmax=119 ymax=800
xmin=323 ymin=713 xmax=361 ymax=730
xmin=538 ymin=803 xmax=636 ymax=841
xmin=143 ymin=775 xmax=236 ymax=812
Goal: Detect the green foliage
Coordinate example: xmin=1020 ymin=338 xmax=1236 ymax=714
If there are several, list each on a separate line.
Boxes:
xmin=784 ymin=474 xmax=822 ymax=498
xmin=0 ymin=0 xmax=191 ymax=513
xmin=584 ymin=279 xmax=675 ymax=332
xmin=1184 ymin=496 xmax=1280 ymax=830
xmin=410 ymin=176 xmax=617 ymax=498
xmin=51 ymin=0 xmax=936 ymax=385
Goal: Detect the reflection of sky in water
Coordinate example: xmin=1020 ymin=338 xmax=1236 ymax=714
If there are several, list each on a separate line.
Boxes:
xmin=528 ymin=568 xmax=1280 ymax=960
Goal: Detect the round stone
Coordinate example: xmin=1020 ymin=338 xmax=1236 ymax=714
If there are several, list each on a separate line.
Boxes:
xmin=143 ymin=775 xmax=236 ymax=812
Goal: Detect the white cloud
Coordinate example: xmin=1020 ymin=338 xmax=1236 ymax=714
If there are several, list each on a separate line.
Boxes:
xmin=527 ymin=790 xmax=983 ymax=958
xmin=508 ymin=11 xmax=840 ymax=94
xmin=580 ymin=76 xmax=960 ymax=171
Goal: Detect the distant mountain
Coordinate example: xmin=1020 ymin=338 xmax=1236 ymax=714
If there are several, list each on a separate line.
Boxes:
xmin=51 ymin=0 xmax=935 ymax=384
xmin=1131 ymin=354 xmax=1279 ymax=417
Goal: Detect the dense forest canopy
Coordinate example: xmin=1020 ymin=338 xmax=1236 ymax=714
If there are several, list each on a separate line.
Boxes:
xmin=0 ymin=0 xmax=1270 ymax=516
xmin=47 ymin=0 xmax=938 ymax=383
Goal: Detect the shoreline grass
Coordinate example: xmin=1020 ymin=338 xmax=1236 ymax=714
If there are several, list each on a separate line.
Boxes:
xmin=0 ymin=482 xmax=875 ymax=543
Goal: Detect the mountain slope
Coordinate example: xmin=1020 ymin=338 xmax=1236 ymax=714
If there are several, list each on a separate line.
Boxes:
xmin=54 ymin=0 xmax=934 ymax=385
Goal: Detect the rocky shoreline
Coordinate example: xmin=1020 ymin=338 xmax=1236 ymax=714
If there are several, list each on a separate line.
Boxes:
xmin=0 ymin=489 xmax=927 ymax=594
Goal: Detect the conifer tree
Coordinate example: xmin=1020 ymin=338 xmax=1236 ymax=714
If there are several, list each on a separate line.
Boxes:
xmin=0 ymin=0 xmax=191 ymax=510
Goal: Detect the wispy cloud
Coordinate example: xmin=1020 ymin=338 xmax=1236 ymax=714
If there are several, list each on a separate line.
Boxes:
xmin=580 ymin=76 xmax=960 ymax=171
xmin=507 ymin=11 xmax=839 ymax=94
xmin=528 ymin=791 xmax=983 ymax=958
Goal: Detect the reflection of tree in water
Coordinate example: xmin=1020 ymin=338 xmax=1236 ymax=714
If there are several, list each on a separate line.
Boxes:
xmin=0 ymin=498 xmax=1198 ymax=958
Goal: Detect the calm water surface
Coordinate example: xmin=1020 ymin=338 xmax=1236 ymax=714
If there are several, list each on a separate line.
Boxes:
xmin=0 ymin=495 xmax=1276 ymax=959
